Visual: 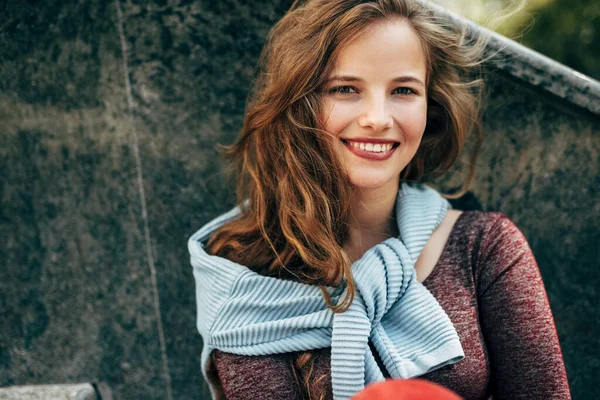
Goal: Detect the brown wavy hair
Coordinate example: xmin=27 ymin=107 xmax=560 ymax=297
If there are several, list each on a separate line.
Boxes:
xmin=205 ymin=0 xmax=487 ymax=398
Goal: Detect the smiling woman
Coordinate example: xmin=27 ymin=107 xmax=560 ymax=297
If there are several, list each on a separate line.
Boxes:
xmin=188 ymin=1 xmax=571 ymax=399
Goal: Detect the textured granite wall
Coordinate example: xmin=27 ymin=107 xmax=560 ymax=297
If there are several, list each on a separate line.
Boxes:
xmin=1 ymin=1 xmax=598 ymax=399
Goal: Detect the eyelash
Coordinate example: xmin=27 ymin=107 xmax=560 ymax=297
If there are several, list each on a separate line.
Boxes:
xmin=327 ymin=85 xmax=417 ymax=96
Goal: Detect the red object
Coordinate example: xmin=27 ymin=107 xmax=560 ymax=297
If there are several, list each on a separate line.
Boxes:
xmin=352 ymin=379 xmax=463 ymax=400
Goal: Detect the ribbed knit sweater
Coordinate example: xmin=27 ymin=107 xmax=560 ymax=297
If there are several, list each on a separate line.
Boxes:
xmin=212 ymin=211 xmax=571 ymax=400
xmin=191 ymin=184 xmax=466 ymax=399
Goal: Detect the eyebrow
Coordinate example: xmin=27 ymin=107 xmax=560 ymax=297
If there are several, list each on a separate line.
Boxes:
xmin=326 ymin=75 xmax=425 ymax=87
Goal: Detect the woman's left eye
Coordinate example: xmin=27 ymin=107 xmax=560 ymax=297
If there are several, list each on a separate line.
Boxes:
xmin=392 ymin=87 xmax=416 ymax=95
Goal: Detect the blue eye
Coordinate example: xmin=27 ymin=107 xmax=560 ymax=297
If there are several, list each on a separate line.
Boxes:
xmin=393 ymin=87 xmax=416 ymax=95
xmin=329 ymin=85 xmax=358 ymax=94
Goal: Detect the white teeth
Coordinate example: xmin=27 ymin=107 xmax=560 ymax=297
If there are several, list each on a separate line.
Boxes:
xmin=346 ymin=140 xmax=395 ymax=153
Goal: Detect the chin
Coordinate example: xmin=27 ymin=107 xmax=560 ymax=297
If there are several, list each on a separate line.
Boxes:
xmin=347 ymin=171 xmax=400 ymax=191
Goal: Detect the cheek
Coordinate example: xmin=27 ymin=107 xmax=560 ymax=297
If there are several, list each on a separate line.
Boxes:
xmin=395 ymin=103 xmax=427 ymax=141
xmin=321 ymin=101 xmax=355 ymax=135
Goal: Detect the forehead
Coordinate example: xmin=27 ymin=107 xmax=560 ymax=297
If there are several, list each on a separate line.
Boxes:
xmin=329 ymin=19 xmax=427 ymax=81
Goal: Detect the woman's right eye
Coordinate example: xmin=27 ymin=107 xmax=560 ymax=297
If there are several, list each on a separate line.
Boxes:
xmin=328 ymin=85 xmax=358 ymax=94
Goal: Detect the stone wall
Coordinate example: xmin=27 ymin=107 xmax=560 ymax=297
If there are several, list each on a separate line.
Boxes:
xmin=1 ymin=1 xmax=598 ymax=399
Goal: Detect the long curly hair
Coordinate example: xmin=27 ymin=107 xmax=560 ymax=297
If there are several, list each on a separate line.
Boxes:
xmin=205 ymin=0 xmax=487 ymax=398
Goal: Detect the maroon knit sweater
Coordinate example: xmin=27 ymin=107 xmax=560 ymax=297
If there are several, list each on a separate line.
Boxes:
xmin=212 ymin=211 xmax=571 ymax=400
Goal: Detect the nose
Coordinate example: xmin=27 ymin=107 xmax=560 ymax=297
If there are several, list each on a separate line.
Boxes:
xmin=357 ymin=95 xmax=394 ymax=132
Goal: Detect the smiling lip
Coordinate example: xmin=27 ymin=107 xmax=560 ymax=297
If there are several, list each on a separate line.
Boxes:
xmin=340 ymin=138 xmax=400 ymax=161
xmin=342 ymin=137 xmax=399 ymax=144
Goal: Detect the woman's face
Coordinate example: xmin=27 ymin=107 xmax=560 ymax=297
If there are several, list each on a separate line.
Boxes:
xmin=321 ymin=19 xmax=428 ymax=191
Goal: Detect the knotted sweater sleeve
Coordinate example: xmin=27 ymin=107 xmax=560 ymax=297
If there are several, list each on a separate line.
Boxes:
xmin=476 ymin=215 xmax=571 ymax=399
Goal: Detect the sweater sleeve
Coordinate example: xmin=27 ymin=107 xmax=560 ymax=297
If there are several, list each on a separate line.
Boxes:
xmin=212 ymin=350 xmax=301 ymax=400
xmin=476 ymin=215 xmax=571 ymax=399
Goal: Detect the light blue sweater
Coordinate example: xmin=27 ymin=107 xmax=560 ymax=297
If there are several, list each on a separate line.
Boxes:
xmin=189 ymin=183 xmax=464 ymax=400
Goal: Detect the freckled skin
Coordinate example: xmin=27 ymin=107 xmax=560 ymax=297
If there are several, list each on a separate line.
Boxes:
xmin=321 ymin=20 xmax=428 ymax=192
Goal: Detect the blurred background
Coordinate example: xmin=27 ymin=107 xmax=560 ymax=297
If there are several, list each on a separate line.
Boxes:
xmin=435 ymin=0 xmax=599 ymax=80
xmin=1 ymin=0 xmax=598 ymax=399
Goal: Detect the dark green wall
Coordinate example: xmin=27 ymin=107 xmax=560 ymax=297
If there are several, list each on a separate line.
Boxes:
xmin=1 ymin=1 xmax=598 ymax=399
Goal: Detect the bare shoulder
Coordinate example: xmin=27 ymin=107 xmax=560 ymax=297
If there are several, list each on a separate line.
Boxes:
xmin=414 ymin=209 xmax=463 ymax=283
xmin=443 ymin=209 xmax=463 ymax=228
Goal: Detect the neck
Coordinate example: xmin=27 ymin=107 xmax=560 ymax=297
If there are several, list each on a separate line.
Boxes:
xmin=346 ymin=181 xmax=400 ymax=250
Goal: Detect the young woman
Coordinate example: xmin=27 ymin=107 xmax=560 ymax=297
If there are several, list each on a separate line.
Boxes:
xmin=188 ymin=1 xmax=571 ymax=399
